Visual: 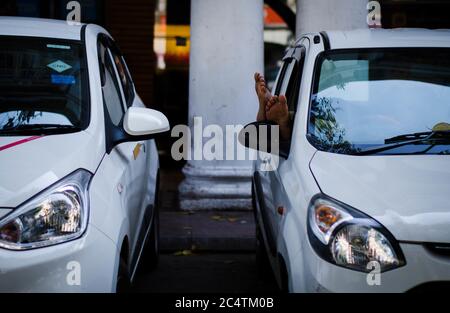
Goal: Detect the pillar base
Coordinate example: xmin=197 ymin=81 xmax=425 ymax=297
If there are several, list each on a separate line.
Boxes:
xmin=178 ymin=163 xmax=253 ymax=211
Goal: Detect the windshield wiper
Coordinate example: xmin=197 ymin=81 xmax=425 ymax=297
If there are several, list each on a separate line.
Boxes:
xmin=384 ymin=130 xmax=450 ymax=144
xmin=354 ymin=130 xmax=450 ymax=156
xmin=0 ymin=124 xmax=82 ymax=135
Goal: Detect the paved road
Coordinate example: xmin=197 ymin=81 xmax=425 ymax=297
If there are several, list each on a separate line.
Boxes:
xmin=132 ymin=253 xmax=278 ymax=293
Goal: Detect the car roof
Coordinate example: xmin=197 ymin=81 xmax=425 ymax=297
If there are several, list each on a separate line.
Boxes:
xmin=0 ymin=16 xmax=85 ymax=41
xmin=321 ymin=28 xmax=450 ymax=49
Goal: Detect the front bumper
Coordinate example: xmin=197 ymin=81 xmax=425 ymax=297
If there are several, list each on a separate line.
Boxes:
xmin=0 ymin=224 xmax=118 ymax=293
xmin=291 ymin=241 xmax=450 ymax=292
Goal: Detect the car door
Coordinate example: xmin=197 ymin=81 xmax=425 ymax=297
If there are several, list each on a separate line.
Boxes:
xmin=99 ymin=36 xmax=148 ymax=272
xmin=107 ymin=40 xmax=154 ymax=271
xmin=255 ymin=43 xmax=306 ymax=257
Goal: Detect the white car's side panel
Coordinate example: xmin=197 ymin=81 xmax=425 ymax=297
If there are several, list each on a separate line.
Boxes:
xmin=254 ymin=37 xmax=323 ymax=290
xmin=84 ymin=24 xmax=160 ymax=281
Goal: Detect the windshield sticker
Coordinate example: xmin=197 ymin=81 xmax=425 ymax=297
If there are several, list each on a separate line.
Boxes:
xmin=47 ymin=60 xmax=72 ymax=73
xmin=433 ymin=122 xmax=450 ymax=132
xmin=51 ymin=74 xmax=76 ymax=85
xmin=47 ymin=44 xmax=71 ymax=50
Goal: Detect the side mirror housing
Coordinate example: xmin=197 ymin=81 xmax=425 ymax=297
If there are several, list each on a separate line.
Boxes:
xmin=238 ymin=120 xmax=289 ymax=159
xmin=123 ymin=107 xmax=170 ymax=136
xmin=105 ymin=106 xmax=170 ymax=154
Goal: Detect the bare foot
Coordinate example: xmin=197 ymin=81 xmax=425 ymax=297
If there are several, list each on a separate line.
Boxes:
xmin=266 ymin=95 xmax=288 ymax=124
xmin=254 ymin=72 xmax=271 ymax=121
xmin=266 ymin=95 xmax=291 ymax=140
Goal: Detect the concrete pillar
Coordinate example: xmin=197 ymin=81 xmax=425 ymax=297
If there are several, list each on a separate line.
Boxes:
xmin=296 ymin=0 xmax=368 ymax=36
xmin=179 ymin=0 xmax=264 ymax=210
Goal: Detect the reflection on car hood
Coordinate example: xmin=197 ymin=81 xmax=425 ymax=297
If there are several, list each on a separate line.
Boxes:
xmin=0 ymin=132 xmax=102 ymax=208
xmin=310 ymin=151 xmax=450 ymax=243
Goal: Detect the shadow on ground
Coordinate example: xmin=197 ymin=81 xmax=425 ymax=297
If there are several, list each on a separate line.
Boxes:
xmin=133 ymin=253 xmax=278 ymax=293
xmin=133 ymin=159 xmax=278 ymax=293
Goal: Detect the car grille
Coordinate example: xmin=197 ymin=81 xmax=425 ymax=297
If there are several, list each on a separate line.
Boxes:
xmin=425 ymin=243 xmax=450 ymax=257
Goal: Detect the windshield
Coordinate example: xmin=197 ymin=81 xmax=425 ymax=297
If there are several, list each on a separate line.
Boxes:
xmin=308 ymin=48 xmax=450 ymax=155
xmin=0 ymin=36 xmax=88 ymax=135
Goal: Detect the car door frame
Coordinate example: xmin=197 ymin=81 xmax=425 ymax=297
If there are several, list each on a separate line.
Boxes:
xmin=253 ymin=41 xmax=307 ymax=261
xmin=105 ymin=36 xmax=160 ymax=281
xmin=97 ymin=33 xmax=150 ymax=277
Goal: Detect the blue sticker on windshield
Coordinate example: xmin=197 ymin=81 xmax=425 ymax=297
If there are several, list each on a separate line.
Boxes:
xmin=51 ymin=74 xmax=76 ymax=85
xmin=47 ymin=44 xmax=71 ymax=50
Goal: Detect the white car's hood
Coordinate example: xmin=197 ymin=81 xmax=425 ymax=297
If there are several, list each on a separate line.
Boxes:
xmin=0 ymin=131 xmax=103 ymax=208
xmin=310 ymin=151 xmax=450 ymax=243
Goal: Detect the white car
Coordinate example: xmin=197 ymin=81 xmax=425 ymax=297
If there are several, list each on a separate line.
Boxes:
xmin=0 ymin=17 xmax=170 ymax=292
xmin=244 ymin=29 xmax=450 ymax=292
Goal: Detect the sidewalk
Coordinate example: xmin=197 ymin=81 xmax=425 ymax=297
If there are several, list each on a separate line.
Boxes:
xmin=158 ymin=167 xmax=256 ymax=252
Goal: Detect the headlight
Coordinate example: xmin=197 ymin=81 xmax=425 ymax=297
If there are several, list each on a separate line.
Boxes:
xmin=0 ymin=169 xmax=92 ymax=250
xmin=307 ymin=195 xmax=405 ymax=273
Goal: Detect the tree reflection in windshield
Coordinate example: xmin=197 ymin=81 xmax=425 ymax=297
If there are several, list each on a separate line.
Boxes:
xmin=1 ymin=111 xmax=43 ymax=130
xmin=309 ymin=95 xmax=357 ymax=154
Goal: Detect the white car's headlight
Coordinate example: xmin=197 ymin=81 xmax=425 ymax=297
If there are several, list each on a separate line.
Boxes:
xmin=0 ymin=169 xmax=92 ymax=251
xmin=308 ymin=195 xmax=405 ymax=273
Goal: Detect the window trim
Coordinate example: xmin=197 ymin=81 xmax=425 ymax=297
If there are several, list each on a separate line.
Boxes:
xmin=107 ymin=40 xmax=136 ymax=107
xmin=274 ymin=59 xmax=290 ymax=96
xmin=279 ymin=59 xmax=296 ymax=95
xmin=271 ymin=45 xmax=307 ymax=159
xmin=97 ymin=34 xmax=126 ymax=127
xmin=107 ymin=48 xmax=127 ymax=113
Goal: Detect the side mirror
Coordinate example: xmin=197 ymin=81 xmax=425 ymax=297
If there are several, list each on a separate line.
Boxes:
xmin=238 ymin=121 xmax=289 ymax=159
xmin=105 ymin=106 xmax=170 ymax=154
xmin=123 ymin=107 xmax=170 ymax=136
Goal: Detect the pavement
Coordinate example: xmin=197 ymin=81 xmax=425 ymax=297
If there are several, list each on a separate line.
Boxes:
xmin=131 ymin=165 xmax=279 ymax=293
xmin=158 ymin=167 xmax=256 ymax=253
xmin=160 ymin=210 xmax=255 ymax=252
xmin=133 ymin=253 xmax=278 ymax=293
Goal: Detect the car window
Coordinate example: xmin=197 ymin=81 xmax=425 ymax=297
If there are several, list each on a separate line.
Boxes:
xmin=273 ymin=60 xmax=290 ymax=96
xmin=0 ymin=36 xmax=89 ymax=134
xmin=99 ymin=40 xmax=125 ymax=126
xmin=108 ymin=42 xmax=135 ymax=107
xmin=279 ymin=60 xmax=296 ymax=96
xmin=278 ymin=46 xmax=305 ymax=113
xmin=285 ymin=62 xmax=303 ymax=113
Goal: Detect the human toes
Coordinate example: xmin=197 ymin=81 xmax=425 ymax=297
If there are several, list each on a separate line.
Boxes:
xmin=279 ymin=95 xmax=287 ymax=106
xmin=255 ymin=72 xmax=263 ymax=83
xmin=266 ymin=96 xmax=277 ymax=110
